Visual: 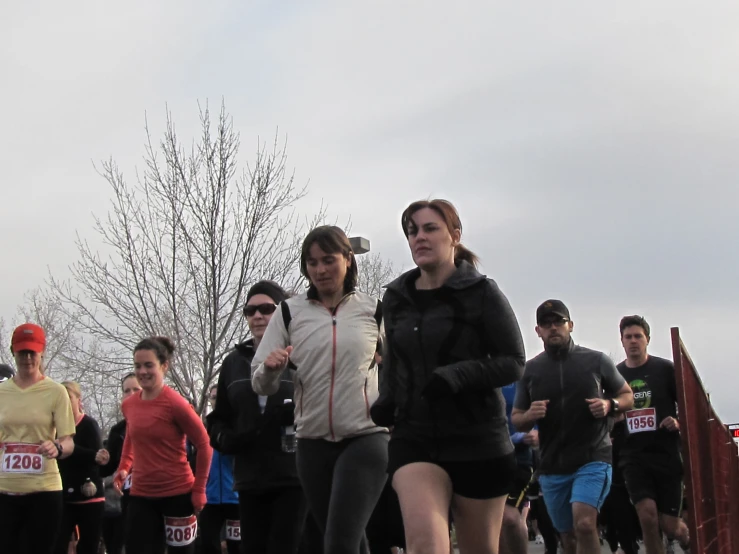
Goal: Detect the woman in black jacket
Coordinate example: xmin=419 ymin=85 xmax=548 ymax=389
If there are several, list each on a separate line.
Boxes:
xmin=54 ymin=381 xmax=107 ymax=554
xmin=99 ymin=372 xmax=141 ymax=554
xmin=207 ymin=280 xmax=308 ymax=554
xmin=371 ymin=199 xmax=526 ymax=554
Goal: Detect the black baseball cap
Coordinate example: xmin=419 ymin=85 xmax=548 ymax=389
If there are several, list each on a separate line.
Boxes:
xmin=536 ymin=299 xmax=570 ymax=324
xmin=0 ymin=364 xmax=15 ymax=381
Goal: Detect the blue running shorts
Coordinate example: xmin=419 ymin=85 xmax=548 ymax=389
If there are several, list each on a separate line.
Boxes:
xmin=538 ymin=461 xmax=612 ymax=532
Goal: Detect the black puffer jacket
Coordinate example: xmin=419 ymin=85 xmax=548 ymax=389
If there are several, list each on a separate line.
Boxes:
xmin=207 ymin=339 xmax=299 ymax=492
xmin=373 ymin=261 xmax=526 ymax=460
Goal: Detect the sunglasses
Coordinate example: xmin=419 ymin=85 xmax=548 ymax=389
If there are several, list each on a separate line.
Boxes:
xmin=538 ymin=318 xmax=569 ymax=329
xmin=244 ymin=303 xmax=277 ymax=317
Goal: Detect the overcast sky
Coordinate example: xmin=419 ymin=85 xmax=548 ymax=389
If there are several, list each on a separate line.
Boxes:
xmin=2 ymin=2 xmax=738 ymax=420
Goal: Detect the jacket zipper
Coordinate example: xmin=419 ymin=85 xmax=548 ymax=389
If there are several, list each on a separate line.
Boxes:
xmin=328 ymin=307 xmax=339 ymax=440
xmin=417 ymin=315 xmax=440 ymax=454
xmin=312 ymin=293 xmax=352 ymax=441
xmin=558 ymin=360 xmax=565 ymax=470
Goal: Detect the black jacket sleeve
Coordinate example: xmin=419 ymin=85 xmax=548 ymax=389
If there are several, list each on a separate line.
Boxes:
xmin=434 ymin=280 xmax=525 ymax=393
xmin=100 ymin=422 xmax=124 ymax=478
xmin=206 ymin=360 xmax=261 ymax=455
xmin=71 ymin=416 xmax=103 ymax=464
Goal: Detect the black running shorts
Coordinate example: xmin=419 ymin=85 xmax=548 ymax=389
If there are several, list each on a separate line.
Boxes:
xmin=621 ymin=456 xmax=684 ymax=517
xmin=388 ymin=439 xmax=516 ymax=500
xmin=506 ymin=464 xmax=534 ymax=510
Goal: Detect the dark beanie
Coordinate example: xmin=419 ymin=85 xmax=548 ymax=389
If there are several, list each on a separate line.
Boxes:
xmin=246 ymin=280 xmax=288 ymax=304
xmin=0 ymin=364 xmax=15 ymax=380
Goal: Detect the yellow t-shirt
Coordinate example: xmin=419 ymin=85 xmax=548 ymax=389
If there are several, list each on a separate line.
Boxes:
xmin=0 ymin=377 xmax=76 ymax=493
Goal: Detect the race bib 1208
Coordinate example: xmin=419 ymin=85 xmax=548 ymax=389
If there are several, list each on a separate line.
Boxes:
xmin=1 ymin=443 xmax=44 ymax=474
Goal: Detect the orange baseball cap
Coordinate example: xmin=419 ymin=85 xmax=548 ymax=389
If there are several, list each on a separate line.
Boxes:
xmin=11 ymin=323 xmax=46 ymax=353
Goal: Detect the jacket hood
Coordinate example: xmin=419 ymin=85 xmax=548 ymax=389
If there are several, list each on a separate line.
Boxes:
xmin=233 ymin=338 xmax=256 ymax=357
xmin=386 ymin=260 xmax=487 ymax=298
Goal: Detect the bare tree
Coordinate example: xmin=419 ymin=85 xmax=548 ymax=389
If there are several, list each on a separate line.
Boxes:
xmin=0 ymin=318 xmax=11 ymax=367
xmin=51 ymin=102 xmax=323 ymax=413
xmin=356 ymin=252 xmax=400 ymax=299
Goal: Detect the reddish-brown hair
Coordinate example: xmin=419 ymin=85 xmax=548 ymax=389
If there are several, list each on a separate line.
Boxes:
xmin=401 ymin=199 xmax=479 ymax=267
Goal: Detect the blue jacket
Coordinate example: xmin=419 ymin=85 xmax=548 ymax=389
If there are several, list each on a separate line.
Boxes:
xmin=503 ymin=383 xmax=533 ymax=467
xmin=206 ymin=449 xmax=239 ymax=505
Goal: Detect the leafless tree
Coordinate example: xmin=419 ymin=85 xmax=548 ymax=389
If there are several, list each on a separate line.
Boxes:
xmin=51 ymin=102 xmax=323 ymax=413
xmin=356 ymin=252 xmax=400 ymax=299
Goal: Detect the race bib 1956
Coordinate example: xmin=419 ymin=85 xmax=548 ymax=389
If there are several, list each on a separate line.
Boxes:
xmin=1 ymin=443 xmax=44 ymax=474
xmin=165 ymin=515 xmax=197 ymax=547
xmin=225 ymin=519 xmax=241 ymax=541
xmin=626 ymin=408 xmax=657 ymax=434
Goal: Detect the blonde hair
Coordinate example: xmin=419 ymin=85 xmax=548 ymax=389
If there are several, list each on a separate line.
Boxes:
xmin=62 ymin=381 xmax=82 ymax=399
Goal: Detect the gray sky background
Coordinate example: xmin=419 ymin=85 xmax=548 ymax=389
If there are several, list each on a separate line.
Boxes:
xmin=3 ymin=2 xmax=738 ymax=420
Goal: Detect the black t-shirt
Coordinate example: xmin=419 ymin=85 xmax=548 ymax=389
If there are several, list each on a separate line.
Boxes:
xmin=617 ymin=356 xmax=681 ymax=461
xmin=408 ymin=281 xmax=441 ymax=312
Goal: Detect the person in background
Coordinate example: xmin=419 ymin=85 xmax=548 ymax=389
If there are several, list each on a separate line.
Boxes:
xmin=200 ymin=385 xmax=240 ymax=554
xmin=512 ymin=300 xmax=633 ymax=554
xmin=209 ymin=280 xmax=308 ymax=554
xmin=372 ymin=199 xmax=525 ymax=554
xmin=100 ymin=372 xmax=141 ymax=554
xmin=54 ymin=381 xmax=107 ymax=554
xmin=0 ymin=323 xmax=76 ymax=553
xmin=253 ymin=227 xmax=388 ymax=554
xmin=0 ymin=363 xmax=15 ymax=382
xmin=500 ymin=382 xmax=537 ymax=554
xmin=113 ymin=336 xmax=212 ymax=554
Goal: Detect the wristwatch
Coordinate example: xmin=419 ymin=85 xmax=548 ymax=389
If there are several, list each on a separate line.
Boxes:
xmin=54 ymin=441 xmax=64 ymax=459
xmin=609 ymin=399 xmax=620 ymax=414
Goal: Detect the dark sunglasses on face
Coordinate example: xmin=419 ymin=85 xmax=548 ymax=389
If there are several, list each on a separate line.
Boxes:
xmin=539 ymin=318 xmax=569 ymax=329
xmin=244 ymin=303 xmax=277 ymax=317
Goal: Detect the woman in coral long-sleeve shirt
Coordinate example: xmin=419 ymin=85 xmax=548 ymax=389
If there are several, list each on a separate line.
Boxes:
xmin=113 ymin=336 xmax=212 ymax=554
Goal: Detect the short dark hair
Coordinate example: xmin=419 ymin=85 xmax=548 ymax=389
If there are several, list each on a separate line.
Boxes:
xmin=300 ymin=226 xmax=358 ymax=294
xmin=619 ymin=315 xmax=650 ymax=339
xmin=134 ymin=336 xmax=176 ymax=365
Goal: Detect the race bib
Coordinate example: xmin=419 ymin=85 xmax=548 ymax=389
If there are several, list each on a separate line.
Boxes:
xmin=164 ymin=515 xmax=198 ymax=547
xmin=123 ymin=472 xmax=133 ymax=490
xmin=225 ymin=519 xmax=241 ymax=541
xmin=1 ymin=443 xmax=44 ymax=474
xmin=626 ymin=408 xmax=657 ymax=434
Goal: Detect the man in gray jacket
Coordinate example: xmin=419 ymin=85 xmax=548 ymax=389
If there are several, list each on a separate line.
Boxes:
xmin=512 ymin=299 xmax=633 ymax=554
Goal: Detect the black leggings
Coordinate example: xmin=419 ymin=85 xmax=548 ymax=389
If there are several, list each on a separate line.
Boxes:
xmin=296 ymin=433 xmax=389 ymax=554
xmin=531 ymin=496 xmax=559 ymax=554
xmin=102 ymin=494 xmax=129 ymax=554
xmin=54 ymin=501 xmax=105 ymax=554
xmin=601 ymin=484 xmax=640 ymax=554
xmin=198 ymin=502 xmax=240 ymax=554
xmin=238 ymin=486 xmax=308 ymax=554
xmin=126 ymin=493 xmax=197 ymax=554
xmin=0 ymin=491 xmax=63 ymax=554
